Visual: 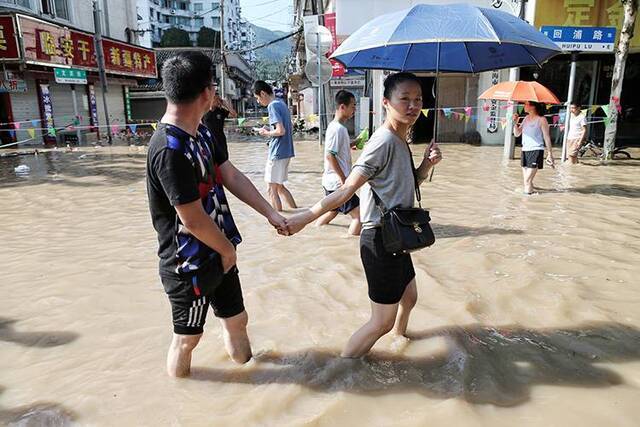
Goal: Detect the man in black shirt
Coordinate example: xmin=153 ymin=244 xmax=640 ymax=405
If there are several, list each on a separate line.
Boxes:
xmin=202 ymin=93 xmax=237 ymax=147
xmin=146 ymin=52 xmax=288 ymax=377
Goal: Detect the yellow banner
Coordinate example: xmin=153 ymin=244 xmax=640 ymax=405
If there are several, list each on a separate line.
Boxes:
xmin=534 ymin=0 xmax=640 ymax=49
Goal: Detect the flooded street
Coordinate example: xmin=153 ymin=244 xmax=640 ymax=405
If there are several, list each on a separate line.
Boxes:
xmin=1 ymin=139 xmax=640 ymax=426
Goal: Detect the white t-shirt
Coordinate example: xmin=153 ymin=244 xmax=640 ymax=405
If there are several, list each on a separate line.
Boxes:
xmin=322 ymin=121 xmax=352 ymax=191
xmin=568 ymin=113 xmax=586 ymax=139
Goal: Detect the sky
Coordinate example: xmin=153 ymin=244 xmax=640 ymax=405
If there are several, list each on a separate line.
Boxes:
xmin=239 ymin=0 xmax=294 ymax=33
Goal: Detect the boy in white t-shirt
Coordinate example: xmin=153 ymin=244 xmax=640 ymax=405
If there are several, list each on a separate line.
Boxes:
xmin=566 ymin=102 xmax=587 ymax=164
xmin=315 ymin=90 xmax=361 ymax=236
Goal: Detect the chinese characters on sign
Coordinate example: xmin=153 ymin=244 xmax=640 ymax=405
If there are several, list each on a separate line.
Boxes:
xmin=16 ymin=15 xmax=156 ymax=78
xmin=563 ymin=0 xmax=595 ymax=26
xmin=38 ymin=82 xmax=56 ymax=143
xmin=87 ymin=84 xmax=99 ymax=133
xmin=0 ymin=16 xmax=20 ymax=59
xmin=487 ymin=71 xmax=500 ymax=134
xmin=541 ymin=26 xmax=616 ymax=52
xmin=323 ymin=12 xmax=346 ymax=78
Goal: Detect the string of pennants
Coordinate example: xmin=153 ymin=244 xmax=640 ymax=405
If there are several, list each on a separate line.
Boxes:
xmin=1 ymin=98 xmax=622 ymax=140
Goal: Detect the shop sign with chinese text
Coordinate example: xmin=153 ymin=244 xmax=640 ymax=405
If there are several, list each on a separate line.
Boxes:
xmin=0 ymin=15 xmax=20 ymax=60
xmin=15 ymin=14 xmax=156 ymax=77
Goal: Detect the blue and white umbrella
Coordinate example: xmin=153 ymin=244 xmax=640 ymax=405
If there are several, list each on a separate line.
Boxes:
xmin=330 ymin=3 xmax=561 ymax=73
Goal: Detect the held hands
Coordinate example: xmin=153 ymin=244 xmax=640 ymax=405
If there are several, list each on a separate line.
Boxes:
xmin=267 ymin=211 xmax=290 ymax=236
xmin=266 ymin=209 xmax=313 ymax=237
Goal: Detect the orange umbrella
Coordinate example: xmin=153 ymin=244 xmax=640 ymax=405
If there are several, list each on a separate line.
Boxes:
xmin=478 ymin=81 xmax=561 ymax=104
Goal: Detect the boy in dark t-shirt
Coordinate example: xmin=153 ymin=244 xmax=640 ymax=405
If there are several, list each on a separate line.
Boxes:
xmin=146 ymin=52 xmax=288 ymax=377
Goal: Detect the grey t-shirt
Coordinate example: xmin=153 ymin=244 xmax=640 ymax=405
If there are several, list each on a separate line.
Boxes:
xmin=352 ymin=127 xmax=416 ymax=229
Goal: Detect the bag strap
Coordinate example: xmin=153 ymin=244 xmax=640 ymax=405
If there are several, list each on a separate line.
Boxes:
xmin=404 ymin=141 xmax=422 ymax=208
xmin=371 ymin=140 xmax=422 ymax=212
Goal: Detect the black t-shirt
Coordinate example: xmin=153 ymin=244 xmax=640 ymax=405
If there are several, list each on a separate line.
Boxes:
xmin=146 ymin=122 xmax=240 ymax=277
xmin=202 ymin=107 xmax=230 ymax=146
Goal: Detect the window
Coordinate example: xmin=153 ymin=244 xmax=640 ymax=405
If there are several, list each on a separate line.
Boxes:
xmin=54 ymin=0 xmax=69 ymax=19
xmin=157 ymin=11 xmax=160 ymax=20
xmin=149 ymin=7 xmax=154 ymax=20
xmin=193 ymin=3 xmax=202 ymax=12
xmin=211 ymin=16 xmax=220 ymax=28
xmin=179 ymin=2 xmax=187 ymax=10
xmin=164 ymin=15 xmax=170 ymax=23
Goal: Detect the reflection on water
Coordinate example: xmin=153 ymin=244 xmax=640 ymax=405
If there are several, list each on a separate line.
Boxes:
xmin=1 ymin=141 xmax=640 ymax=426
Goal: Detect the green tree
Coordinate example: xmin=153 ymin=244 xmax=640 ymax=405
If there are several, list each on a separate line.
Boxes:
xmin=160 ymin=27 xmax=191 ymax=47
xmin=197 ymin=26 xmax=220 ymax=47
xmin=255 ymin=58 xmax=290 ymax=81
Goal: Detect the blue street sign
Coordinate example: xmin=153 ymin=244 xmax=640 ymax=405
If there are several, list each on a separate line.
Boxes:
xmin=541 ymin=26 xmax=616 ymax=52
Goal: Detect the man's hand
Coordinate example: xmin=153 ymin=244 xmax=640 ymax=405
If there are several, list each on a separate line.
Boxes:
xmin=258 ymin=127 xmax=270 ymax=137
xmin=221 ymin=247 xmax=237 ymax=274
xmin=268 ymin=211 xmax=289 ymax=236
xmin=285 ymin=210 xmax=313 ymax=235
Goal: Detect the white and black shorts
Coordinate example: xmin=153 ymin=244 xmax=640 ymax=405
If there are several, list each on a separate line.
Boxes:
xmin=160 ymin=265 xmax=244 ymax=335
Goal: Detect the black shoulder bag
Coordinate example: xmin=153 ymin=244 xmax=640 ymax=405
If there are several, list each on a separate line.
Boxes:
xmin=372 ymin=142 xmax=435 ymax=254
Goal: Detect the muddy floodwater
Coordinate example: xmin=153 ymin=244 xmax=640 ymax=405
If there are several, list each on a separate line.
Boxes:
xmin=1 ymin=139 xmax=640 ymax=426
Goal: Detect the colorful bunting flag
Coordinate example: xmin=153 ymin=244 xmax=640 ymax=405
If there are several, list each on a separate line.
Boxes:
xmin=421 ymin=109 xmax=429 ymax=118
xmin=111 ymin=124 xmax=120 ymax=134
xmin=464 ymin=107 xmax=472 ymax=116
xmin=48 ymin=128 xmax=56 ymax=137
xmin=9 ymin=130 xmax=15 ymax=139
xmin=601 ymin=105 xmax=611 ymax=118
xmin=500 ymin=104 xmax=509 ymax=110
xmin=581 ymin=108 xmax=588 ymax=116
xmin=14 ymin=122 xmax=21 ymax=130
xmin=31 ymin=119 xmax=40 ymax=127
xmin=151 ymin=123 xmax=157 ymax=130
xmin=500 ymin=118 xmax=508 ymax=130
xmin=482 ymin=103 xmax=490 ymax=112
xmin=591 ymin=105 xmax=599 ymax=114
xmin=465 ymin=115 xmax=471 ymax=123
xmin=552 ymin=115 xmax=559 ymax=125
xmin=518 ymin=105 xmax=524 ymax=114
xmin=237 ymin=118 xmax=246 ymax=126
xmin=443 ymin=108 xmax=452 ymax=118
xmin=261 ymin=116 xmax=269 ymax=124
xmin=27 ymin=129 xmax=36 ymax=139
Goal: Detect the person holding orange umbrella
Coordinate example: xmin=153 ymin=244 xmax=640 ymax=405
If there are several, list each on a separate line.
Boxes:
xmin=512 ymin=102 xmax=555 ymax=195
xmin=479 ymin=81 xmax=560 ymax=195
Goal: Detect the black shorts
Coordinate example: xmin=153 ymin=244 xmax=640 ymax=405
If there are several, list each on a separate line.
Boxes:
xmin=160 ymin=266 xmax=245 ymax=335
xmin=360 ymin=228 xmax=416 ymax=304
xmin=521 ymin=150 xmax=544 ymax=169
xmin=324 ymin=188 xmax=360 ymax=214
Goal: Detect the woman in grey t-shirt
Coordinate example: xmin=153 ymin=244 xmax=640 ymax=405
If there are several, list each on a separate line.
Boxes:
xmin=287 ymin=73 xmax=442 ymax=358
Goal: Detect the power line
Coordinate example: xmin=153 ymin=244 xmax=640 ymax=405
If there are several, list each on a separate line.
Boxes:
xmin=243 ymin=4 xmax=291 ymax=21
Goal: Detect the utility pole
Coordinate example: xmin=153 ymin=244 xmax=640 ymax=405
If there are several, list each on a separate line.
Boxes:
xmin=503 ymin=0 xmax=527 ymax=160
xmin=93 ymin=0 xmax=112 ymax=145
xmin=220 ymin=0 xmax=226 ymax=98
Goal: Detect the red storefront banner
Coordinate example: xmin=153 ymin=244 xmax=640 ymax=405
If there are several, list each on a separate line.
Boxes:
xmin=102 ymin=39 xmax=156 ymax=78
xmin=323 ymin=12 xmax=345 ymax=78
xmin=14 ymin=14 xmax=156 ymax=78
xmin=0 ymin=15 xmax=20 ymax=60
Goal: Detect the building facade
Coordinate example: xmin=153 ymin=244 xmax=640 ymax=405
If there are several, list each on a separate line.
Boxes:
xmin=0 ymin=0 xmax=157 ymax=147
xmin=136 ymin=0 xmax=256 ymax=63
xmin=292 ymin=0 xmax=639 ymax=147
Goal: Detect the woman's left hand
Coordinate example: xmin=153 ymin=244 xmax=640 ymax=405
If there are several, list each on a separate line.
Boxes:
xmin=425 ymin=144 xmax=443 ymax=166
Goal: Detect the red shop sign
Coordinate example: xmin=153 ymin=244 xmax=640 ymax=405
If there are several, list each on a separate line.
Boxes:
xmin=102 ymin=39 xmax=156 ymax=78
xmin=0 ymin=15 xmax=20 ymax=60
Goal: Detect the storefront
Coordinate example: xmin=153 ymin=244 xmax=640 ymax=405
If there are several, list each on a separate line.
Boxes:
xmin=529 ymin=0 xmax=640 ymax=146
xmin=0 ymin=13 xmax=157 ymax=147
